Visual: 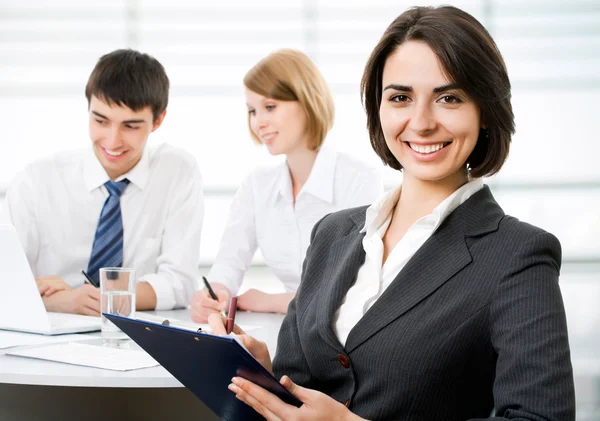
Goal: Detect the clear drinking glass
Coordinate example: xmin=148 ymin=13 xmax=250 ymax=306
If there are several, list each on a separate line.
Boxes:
xmin=100 ymin=267 xmax=136 ymax=346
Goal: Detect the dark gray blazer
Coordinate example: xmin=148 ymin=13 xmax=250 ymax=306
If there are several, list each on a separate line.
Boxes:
xmin=273 ymin=186 xmax=575 ymax=421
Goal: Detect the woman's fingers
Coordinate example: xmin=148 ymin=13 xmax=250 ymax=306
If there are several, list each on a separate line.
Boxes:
xmin=229 ymin=377 xmax=286 ymax=421
xmin=232 ymin=323 xmax=246 ymax=335
xmin=207 ymin=312 xmax=227 ymax=335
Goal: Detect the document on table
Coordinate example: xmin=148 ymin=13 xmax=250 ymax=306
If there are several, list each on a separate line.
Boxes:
xmin=7 ymin=342 xmax=159 ymax=371
xmin=135 ymin=313 xmax=261 ymax=333
xmin=0 ymin=330 xmax=88 ymax=349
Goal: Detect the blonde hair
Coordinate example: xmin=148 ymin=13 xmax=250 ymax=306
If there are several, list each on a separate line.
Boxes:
xmin=243 ymin=49 xmax=335 ymax=150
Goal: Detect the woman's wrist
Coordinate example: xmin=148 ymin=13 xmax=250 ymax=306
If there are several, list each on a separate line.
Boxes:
xmin=261 ymin=292 xmax=288 ymax=313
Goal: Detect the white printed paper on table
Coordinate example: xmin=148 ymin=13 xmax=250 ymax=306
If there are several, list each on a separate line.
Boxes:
xmin=7 ymin=342 xmax=159 ymax=371
xmin=0 ymin=331 xmax=89 ymax=350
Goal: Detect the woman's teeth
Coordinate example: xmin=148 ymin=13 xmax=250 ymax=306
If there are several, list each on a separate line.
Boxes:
xmin=409 ymin=142 xmax=446 ymax=154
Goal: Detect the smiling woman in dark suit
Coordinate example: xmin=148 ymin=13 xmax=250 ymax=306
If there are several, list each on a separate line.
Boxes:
xmin=210 ymin=5 xmax=576 ymax=421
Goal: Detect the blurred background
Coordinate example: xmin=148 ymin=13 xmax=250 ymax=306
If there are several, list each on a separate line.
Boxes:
xmin=0 ymin=0 xmax=598 ymax=418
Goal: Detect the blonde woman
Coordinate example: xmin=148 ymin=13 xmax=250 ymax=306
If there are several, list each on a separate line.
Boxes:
xmin=190 ymin=49 xmax=383 ymax=322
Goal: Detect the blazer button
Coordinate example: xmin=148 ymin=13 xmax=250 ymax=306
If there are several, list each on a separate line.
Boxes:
xmin=344 ymin=398 xmax=351 ymax=407
xmin=337 ymin=354 xmax=350 ymax=368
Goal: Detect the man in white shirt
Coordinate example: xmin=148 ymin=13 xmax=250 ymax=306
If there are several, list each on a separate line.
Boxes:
xmin=1 ymin=49 xmax=204 ymax=314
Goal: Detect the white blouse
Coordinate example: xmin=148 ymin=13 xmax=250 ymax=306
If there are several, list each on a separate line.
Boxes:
xmin=207 ymin=146 xmax=384 ymax=294
xmin=333 ymin=178 xmax=484 ymax=345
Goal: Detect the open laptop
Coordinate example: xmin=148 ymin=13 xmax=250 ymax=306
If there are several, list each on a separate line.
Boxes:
xmin=0 ymin=224 xmax=101 ymax=335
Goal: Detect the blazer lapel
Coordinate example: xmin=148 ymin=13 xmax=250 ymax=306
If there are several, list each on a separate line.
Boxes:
xmin=345 ymin=186 xmax=504 ymax=353
xmin=315 ymin=210 xmax=367 ymax=352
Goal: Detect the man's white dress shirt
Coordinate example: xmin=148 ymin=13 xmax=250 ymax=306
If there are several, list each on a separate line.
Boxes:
xmin=207 ymin=146 xmax=384 ymax=294
xmin=2 ymin=143 xmax=204 ymax=310
xmin=333 ymin=178 xmax=484 ymax=345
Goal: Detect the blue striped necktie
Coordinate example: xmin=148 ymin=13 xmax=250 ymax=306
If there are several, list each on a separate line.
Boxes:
xmin=87 ymin=179 xmax=130 ymax=285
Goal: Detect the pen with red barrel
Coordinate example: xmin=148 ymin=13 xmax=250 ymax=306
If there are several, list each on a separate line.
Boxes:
xmin=226 ymin=296 xmax=238 ymax=334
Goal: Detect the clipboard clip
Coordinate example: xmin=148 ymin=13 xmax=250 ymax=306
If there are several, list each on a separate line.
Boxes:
xmin=161 ymin=318 xmax=203 ymax=332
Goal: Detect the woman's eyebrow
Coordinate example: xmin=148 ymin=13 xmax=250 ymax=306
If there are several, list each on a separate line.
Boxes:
xmin=383 ymin=84 xmax=412 ymax=92
xmin=433 ymin=83 xmax=459 ymax=93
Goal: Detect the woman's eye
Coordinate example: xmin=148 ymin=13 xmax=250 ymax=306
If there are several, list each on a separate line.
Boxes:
xmin=248 ymin=109 xmax=256 ymax=116
xmin=266 ymin=105 xmax=276 ymax=111
xmin=439 ymin=95 xmax=462 ymax=104
xmin=390 ymin=94 xmax=410 ymax=103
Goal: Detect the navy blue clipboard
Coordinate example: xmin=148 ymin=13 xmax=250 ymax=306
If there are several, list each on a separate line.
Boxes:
xmin=104 ymin=313 xmax=302 ymax=421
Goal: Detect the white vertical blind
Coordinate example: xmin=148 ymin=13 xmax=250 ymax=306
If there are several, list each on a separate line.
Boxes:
xmin=0 ymin=0 xmax=599 ymax=261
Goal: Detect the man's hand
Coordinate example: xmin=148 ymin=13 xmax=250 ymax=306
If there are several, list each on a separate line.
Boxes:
xmin=190 ymin=282 xmax=231 ymax=323
xmin=35 ymin=276 xmax=72 ymax=296
xmin=42 ymin=284 xmax=101 ymax=316
xmin=136 ymin=281 xmax=158 ymax=310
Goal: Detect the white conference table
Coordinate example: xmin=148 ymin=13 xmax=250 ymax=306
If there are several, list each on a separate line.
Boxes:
xmin=0 ymin=309 xmax=285 ymax=421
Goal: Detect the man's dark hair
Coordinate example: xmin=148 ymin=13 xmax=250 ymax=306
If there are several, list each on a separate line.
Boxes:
xmin=85 ymin=49 xmax=169 ymax=123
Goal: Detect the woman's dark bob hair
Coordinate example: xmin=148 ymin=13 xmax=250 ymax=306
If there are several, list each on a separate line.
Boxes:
xmin=361 ymin=6 xmax=514 ymax=178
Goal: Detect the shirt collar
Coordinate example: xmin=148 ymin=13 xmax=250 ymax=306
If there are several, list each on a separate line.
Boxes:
xmin=122 ymin=147 xmax=150 ymax=190
xmin=361 ymin=186 xmax=401 ymax=234
xmin=431 ymin=177 xmax=484 ymax=227
xmin=276 ymin=162 xmax=294 ymax=203
xmin=83 ymin=146 xmax=150 ymax=192
xmin=360 ymin=177 xmax=485 ymax=234
xmin=301 ymin=146 xmax=337 ymax=203
xmin=277 ymin=146 xmax=338 ymax=204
